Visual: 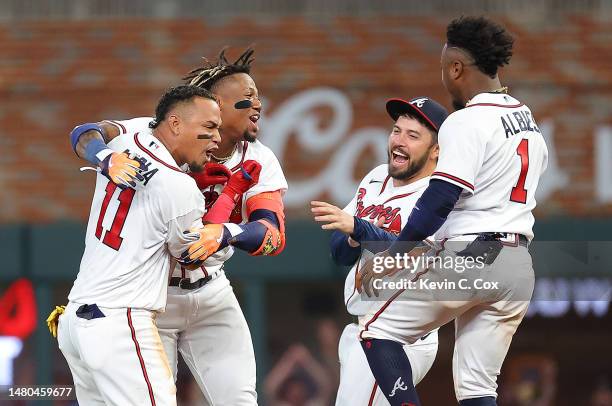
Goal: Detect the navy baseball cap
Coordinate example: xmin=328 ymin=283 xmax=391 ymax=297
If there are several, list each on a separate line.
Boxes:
xmin=386 ymin=97 xmax=449 ymax=131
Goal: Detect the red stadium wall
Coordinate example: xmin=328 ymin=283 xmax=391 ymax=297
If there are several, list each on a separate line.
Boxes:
xmin=0 ymin=16 xmax=610 ymax=222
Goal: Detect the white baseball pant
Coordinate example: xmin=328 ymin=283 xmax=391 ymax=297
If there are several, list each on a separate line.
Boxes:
xmin=157 ymin=272 xmax=257 ymax=405
xmin=359 ymin=237 xmax=534 ymax=400
xmin=58 ymin=302 xmax=176 ymax=406
xmin=336 ymin=323 xmax=437 ymax=405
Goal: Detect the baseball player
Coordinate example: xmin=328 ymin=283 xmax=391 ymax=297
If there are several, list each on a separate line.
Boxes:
xmin=55 ymin=85 xmax=222 ymax=405
xmin=64 ymin=47 xmax=287 ymax=405
xmin=312 ymin=97 xmax=449 ymax=405
xmin=356 ymin=17 xmax=548 ymax=406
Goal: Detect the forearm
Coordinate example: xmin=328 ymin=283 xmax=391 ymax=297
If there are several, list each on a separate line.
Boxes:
xmin=221 ymin=209 xmax=281 ymax=254
xmin=351 ymin=217 xmax=398 ymax=243
xmin=389 ymin=179 xmax=462 ymax=255
xmin=71 ymin=121 xmax=119 ymax=164
xmin=329 ymin=230 xmax=361 ymax=266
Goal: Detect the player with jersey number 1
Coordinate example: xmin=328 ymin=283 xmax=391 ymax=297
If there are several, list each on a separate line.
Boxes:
xmin=56 ymin=85 xmax=222 ymax=406
xmin=356 ymin=16 xmax=548 ymax=406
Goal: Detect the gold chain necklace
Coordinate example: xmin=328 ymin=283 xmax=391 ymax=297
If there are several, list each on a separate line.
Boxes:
xmin=211 ymin=143 xmax=238 ymax=163
xmin=491 ymin=86 xmax=509 ymax=94
xmin=467 ymin=86 xmax=509 ymax=106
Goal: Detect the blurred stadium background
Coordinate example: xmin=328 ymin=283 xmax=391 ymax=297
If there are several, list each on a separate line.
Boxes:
xmin=0 ymin=0 xmax=611 ymax=405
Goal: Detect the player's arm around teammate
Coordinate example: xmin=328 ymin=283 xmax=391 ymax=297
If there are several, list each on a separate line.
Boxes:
xmin=57 ymin=86 xmax=222 ymax=406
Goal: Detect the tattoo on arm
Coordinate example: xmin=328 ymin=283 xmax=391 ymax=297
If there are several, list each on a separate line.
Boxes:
xmin=74 ymin=121 xmax=120 ymax=159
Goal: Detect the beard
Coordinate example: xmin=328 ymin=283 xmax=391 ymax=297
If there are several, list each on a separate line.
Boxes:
xmin=388 ymin=149 xmax=430 ymax=181
xmin=243 ymin=130 xmax=257 ymax=143
xmin=188 ymin=162 xmax=204 ymax=173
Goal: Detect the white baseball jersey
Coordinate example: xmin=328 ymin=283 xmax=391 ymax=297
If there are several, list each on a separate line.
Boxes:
xmin=431 ymin=93 xmax=548 ymax=240
xmin=107 ymin=117 xmax=288 ymax=282
xmin=68 ymin=129 xmax=205 ymax=311
xmin=341 ymin=164 xmax=431 ymax=316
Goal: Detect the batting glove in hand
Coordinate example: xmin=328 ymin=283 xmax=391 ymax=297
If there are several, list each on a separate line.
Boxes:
xmin=180 ymin=223 xmax=225 ymax=265
xmin=190 ymin=163 xmax=232 ymax=189
xmin=223 ymin=160 xmax=262 ymax=201
xmin=46 ymin=305 xmax=66 ymax=338
xmin=99 ymin=151 xmax=144 ymax=189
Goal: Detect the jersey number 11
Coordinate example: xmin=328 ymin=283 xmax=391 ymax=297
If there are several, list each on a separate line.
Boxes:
xmin=95 ymin=181 xmax=135 ymax=250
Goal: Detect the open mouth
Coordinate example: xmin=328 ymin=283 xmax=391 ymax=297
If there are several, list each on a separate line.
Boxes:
xmin=391 ymin=149 xmax=409 ymax=165
xmin=205 ymin=145 xmax=218 ymax=159
xmin=249 ymin=113 xmax=260 ymax=124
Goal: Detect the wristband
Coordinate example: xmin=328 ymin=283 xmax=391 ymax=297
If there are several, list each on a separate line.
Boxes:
xmin=70 ymin=123 xmax=104 ymax=155
xmin=85 ymin=138 xmax=113 ymax=166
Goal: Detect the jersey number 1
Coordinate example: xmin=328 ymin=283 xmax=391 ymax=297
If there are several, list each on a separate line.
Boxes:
xmin=95 ymin=181 xmax=135 ymax=250
xmin=510 ymin=139 xmax=529 ymax=204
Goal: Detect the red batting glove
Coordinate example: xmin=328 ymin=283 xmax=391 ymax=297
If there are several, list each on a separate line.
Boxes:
xmin=190 ymin=163 xmax=232 ymax=189
xmin=223 ymin=160 xmax=261 ymax=201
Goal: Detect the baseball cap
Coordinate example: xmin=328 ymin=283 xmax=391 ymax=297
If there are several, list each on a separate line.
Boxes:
xmin=386 ymin=96 xmax=449 ymax=131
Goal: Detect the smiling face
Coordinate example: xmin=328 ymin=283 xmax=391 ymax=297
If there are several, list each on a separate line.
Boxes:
xmin=388 ymin=115 xmax=439 ymax=183
xmin=212 ymin=72 xmax=262 ymax=143
xmin=174 ymin=97 xmax=222 ymax=172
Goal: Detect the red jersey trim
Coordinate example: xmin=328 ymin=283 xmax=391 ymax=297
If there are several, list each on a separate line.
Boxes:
xmin=431 ymin=172 xmax=474 ymax=191
xmin=230 ymin=141 xmax=249 ymax=172
xmin=359 ymin=289 xmax=405 ymax=340
xmin=467 ymin=102 xmax=524 ymax=108
xmin=107 ymin=119 xmax=127 ymax=134
xmin=134 ymin=133 xmax=183 ymax=173
xmin=368 ymin=382 xmax=378 ymax=406
xmin=127 ymin=308 xmax=156 ymax=406
xmin=382 ymin=192 xmax=415 ymax=205
xmin=379 ymin=176 xmax=391 ymax=195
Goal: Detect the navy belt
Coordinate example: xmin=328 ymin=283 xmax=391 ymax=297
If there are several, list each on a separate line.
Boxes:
xmin=169 ymin=275 xmax=213 ymax=290
xmin=76 ymin=304 xmax=105 ymax=320
xmin=465 ymin=232 xmax=529 ymax=247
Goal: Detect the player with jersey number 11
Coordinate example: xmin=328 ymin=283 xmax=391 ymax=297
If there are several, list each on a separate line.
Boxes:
xmin=357 ymin=16 xmax=548 ymax=406
xmin=54 ymin=85 xmax=222 ymax=406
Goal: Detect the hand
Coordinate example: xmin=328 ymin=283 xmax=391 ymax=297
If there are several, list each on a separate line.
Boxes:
xmin=311 ymin=201 xmax=354 ymax=234
xmin=190 ymin=163 xmax=232 ymax=189
xmin=356 ymin=250 xmax=397 ymax=298
xmin=224 ymin=160 xmax=261 ymax=199
xmin=181 ymin=223 xmax=225 ymax=264
xmin=357 ymin=244 xmax=432 ymax=297
xmin=99 ymin=151 xmax=144 ymax=189
xmin=46 ymin=305 xmax=66 ymax=338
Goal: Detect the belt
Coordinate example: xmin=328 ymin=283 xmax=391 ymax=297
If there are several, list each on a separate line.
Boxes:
xmin=465 ymin=232 xmax=529 ymax=247
xmin=169 ymin=275 xmax=213 ymax=290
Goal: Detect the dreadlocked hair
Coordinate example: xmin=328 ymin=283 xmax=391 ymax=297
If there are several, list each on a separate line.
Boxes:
xmin=447 ymin=16 xmax=514 ymax=78
xmin=183 ymin=46 xmax=254 ymax=90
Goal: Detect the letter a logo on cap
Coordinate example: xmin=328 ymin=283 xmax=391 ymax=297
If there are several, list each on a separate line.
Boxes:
xmin=410 ymin=98 xmax=428 ymax=108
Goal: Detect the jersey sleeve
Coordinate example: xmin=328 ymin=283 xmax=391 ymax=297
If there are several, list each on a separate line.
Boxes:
xmin=243 ymin=147 xmax=288 ymax=201
xmin=431 ymin=115 xmax=485 ymax=194
xmin=104 ymin=117 xmax=154 ymax=135
xmin=157 ymin=175 xmax=205 ymax=225
xmin=166 ymin=211 xmax=204 ymax=258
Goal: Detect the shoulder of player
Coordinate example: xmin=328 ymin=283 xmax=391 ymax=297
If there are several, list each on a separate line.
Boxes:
xmin=357 ymin=164 xmax=388 ymax=187
xmin=243 ymin=140 xmax=279 ymax=163
xmin=438 ymin=108 xmax=487 ymax=139
xmin=104 ymin=117 xmax=154 ymax=135
xmin=115 ymin=131 xmax=194 ymax=188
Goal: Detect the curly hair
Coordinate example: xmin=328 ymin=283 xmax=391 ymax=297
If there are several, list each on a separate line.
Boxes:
xmin=446 ymin=16 xmax=514 ymax=78
xmin=183 ymin=46 xmax=254 ymax=91
xmin=150 ymin=85 xmax=217 ymax=129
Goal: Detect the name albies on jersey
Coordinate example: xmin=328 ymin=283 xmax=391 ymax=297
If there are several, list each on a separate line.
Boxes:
xmin=431 ymin=93 xmax=548 ymax=240
xmin=68 ymin=130 xmax=205 ymax=311
xmin=106 ymin=117 xmax=288 ymax=282
xmin=341 ymin=164 xmax=431 ymax=316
